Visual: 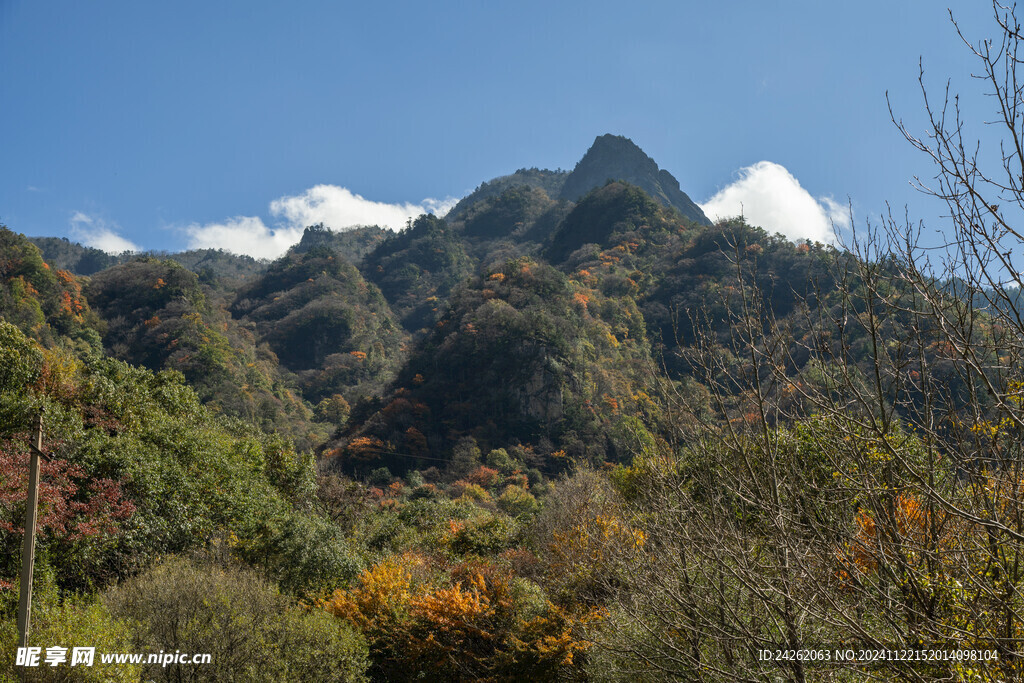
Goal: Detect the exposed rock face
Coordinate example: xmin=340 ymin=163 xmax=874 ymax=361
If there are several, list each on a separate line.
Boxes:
xmin=513 ymin=349 xmax=565 ymax=423
xmin=559 ymin=134 xmax=710 ymax=225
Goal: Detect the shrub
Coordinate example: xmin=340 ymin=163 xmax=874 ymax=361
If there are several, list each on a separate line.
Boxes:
xmin=243 ymin=513 xmax=364 ymax=596
xmin=451 ymin=481 xmax=491 ymax=502
xmin=358 ymin=511 xmax=415 ymax=553
xmin=0 ymin=575 xmax=139 ymax=683
xmin=104 ymin=556 xmax=369 ymax=682
xmin=451 ymin=514 xmax=519 ymax=555
xmin=325 ymin=556 xmax=592 ymax=680
xmin=497 ymin=485 xmax=540 ymax=517
xmin=485 ymin=448 xmax=517 ymax=473
xmin=368 ymin=467 xmax=392 ymax=487
xmin=465 ymin=466 xmax=501 ymax=488
xmin=408 ymin=483 xmax=439 ymax=501
xmin=447 ymin=437 xmax=481 ymax=480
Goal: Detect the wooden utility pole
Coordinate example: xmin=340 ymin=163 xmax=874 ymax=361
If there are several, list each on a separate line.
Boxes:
xmin=17 ymin=414 xmax=45 ymax=649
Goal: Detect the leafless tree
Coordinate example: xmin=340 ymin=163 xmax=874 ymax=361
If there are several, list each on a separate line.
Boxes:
xmin=587 ymin=5 xmax=1024 ymax=681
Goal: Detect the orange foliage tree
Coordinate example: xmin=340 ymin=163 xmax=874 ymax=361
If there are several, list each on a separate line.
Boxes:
xmin=323 ymin=555 xmax=595 ymax=680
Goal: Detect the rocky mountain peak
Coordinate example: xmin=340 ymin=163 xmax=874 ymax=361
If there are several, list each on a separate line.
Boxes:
xmin=559 ymin=134 xmax=710 ymax=225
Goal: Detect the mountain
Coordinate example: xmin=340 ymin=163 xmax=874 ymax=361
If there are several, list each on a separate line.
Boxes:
xmin=85 ymin=257 xmax=321 ymax=446
xmin=445 ymin=168 xmax=568 ymax=223
xmin=290 ymin=223 xmax=390 ymax=263
xmin=329 ymin=256 xmax=659 ymax=477
xmin=559 ymin=134 xmax=711 ymax=225
xmin=0 ymin=228 xmax=103 ymax=349
xmin=29 ymin=236 xmax=127 ymax=275
xmin=447 ymin=135 xmax=708 ymax=228
xmin=6 ymin=127 xmax=1021 ymax=682
xmin=230 ymin=245 xmax=407 ymax=404
xmin=545 ymin=181 xmax=680 ymax=264
xmin=445 ymin=185 xmax=573 ymax=268
xmin=459 ymin=186 xmax=557 ymax=242
xmin=360 ymin=214 xmax=474 ymax=334
xmin=30 ymin=236 xmax=267 ymax=282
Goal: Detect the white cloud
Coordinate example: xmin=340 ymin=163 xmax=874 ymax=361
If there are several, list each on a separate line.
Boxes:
xmin=269 ymin=185 xmax=455 ymax=231
xmin=421 ymin=196 xmax=459 ymax=217
xmin=699 ymin=161 xmax=849 ymax=243
xmin=818 ymin=196 xmax=852 ymax=232
xmin=185 ymin=185 xmax=456 ymax=259
xmin=70 ymin=212 xmax=141 ymax=254
xmin=184 ymin=216 xmax=302 ymax=261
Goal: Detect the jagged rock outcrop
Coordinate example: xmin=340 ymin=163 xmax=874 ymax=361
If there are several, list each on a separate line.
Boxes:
xmin=559 ymin=134 xmax=710 ymax=225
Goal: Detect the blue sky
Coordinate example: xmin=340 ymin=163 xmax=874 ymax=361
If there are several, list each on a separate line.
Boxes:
xmin=0 ymin=1 xmax=997 ymax=257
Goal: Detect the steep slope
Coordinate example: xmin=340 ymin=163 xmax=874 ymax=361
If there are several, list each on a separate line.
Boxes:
xmin=445 ymin=168 xmax=568 ymax=223
xmin=85 ymin=257 xmax=320 ymax=445
xmin=546 ymin=181 xmax=689 ymax=264
xmin=0 ymin=319 xmax=358 ymax=596
xmin=331 ymin=257 xmax=661 ymax=476
xmin=161 ymin=249 xmax=266 ymax=285
xmin=360 ymin=215 xmax=475 ymax=334
xmin=231 ymin=246 xmax=407 ymax=404
xmin=0 ymin=227 xmax=103 ymax=349
xmin=290 ymin=223 xmax=390 ymax=263
xmin=30 ymin=236 xmax=267 ymax=282
xmin=29 ymin=236 xmax=128 ymax=275
xmin=445 ymin=186 xmax=574 ymax=270
xmin=559 ymin=134 xmax=710 ymax=225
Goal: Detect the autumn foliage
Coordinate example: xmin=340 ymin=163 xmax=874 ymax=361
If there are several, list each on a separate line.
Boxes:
xmin=0 ymin=441 xmax=134 ymax=541
xmin=324 ymin=555 xmax=595 ymax=681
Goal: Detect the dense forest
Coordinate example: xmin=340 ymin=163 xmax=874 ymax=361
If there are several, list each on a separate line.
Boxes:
xmin=6 ymin=12 xmax=1024 ymax=679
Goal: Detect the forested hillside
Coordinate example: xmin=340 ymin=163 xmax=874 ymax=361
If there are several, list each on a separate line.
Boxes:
xmin=4 ymin=121 xmax=1024 ymax=682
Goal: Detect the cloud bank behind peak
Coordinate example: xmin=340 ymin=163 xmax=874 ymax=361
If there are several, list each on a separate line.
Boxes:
xmin=70 ymin=212 xmax=141 ymax=254
xmin=67 ymin=164 xmax=843 ymax=260
xmin=185 ymin=185 xmax=457 ymax=259
xmin=699 ymin=161 xmax=849 ymax=244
